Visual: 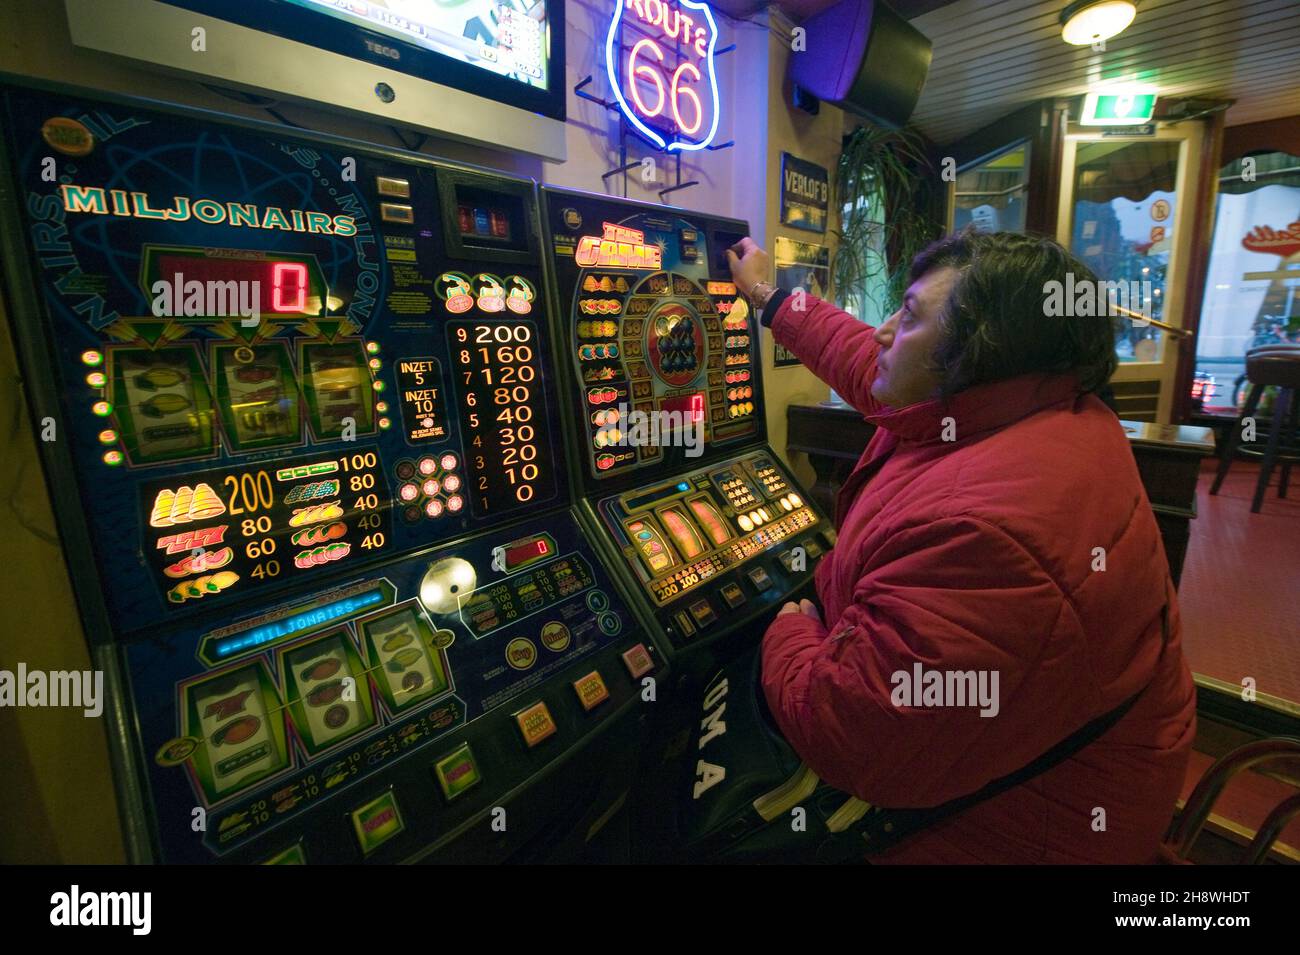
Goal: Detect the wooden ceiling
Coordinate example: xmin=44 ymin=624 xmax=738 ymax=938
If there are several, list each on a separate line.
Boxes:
xmin=712 ymin=1 xmax=1299 ymax=146
xmin=904 ymin=0 xmax=1300 ymax=145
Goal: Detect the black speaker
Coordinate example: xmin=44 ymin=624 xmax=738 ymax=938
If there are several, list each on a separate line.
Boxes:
xmin=789 ymin=0 xmax=932 ymax=129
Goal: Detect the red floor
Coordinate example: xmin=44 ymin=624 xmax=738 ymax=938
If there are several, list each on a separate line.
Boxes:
xmin=1179 ymin=459 xmax=1300 ymax=708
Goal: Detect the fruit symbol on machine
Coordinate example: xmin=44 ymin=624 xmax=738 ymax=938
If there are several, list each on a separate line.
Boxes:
xmin=650 ymin=303 xmax=703 ymax=386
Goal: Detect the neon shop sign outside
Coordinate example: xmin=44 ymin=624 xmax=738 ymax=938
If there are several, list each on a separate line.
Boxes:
xmin=605 ymin=0 xmax=722 ymax=152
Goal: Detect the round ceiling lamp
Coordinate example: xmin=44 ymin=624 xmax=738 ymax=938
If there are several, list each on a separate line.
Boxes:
xmin=1060 ymin=1 xmax=1137 ymax=46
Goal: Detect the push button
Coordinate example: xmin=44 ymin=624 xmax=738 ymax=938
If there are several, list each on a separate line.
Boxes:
xmin=673 ymin=611 xmax=697 ymax=638
xmin=572 ymin=670 xmax=610 ymax=711
xmin=261 ymin=842 xmax=307 ymax=864
xmin=433 ymin=743 xmax=482 ymax=802
xmin=719 ymin=582 xmax=745 ymax=609
xmin=778 ymin=550 xmax=796 ymax=571
xmin=747 ymin=566 xmax=773 ymax=592
xmin=803 ymin=539 xmax=823 ymax=559
xmin=376 ymin=176 xmax=411 ymax=198
xmin=514 ymin=701 xmax=557 ymax=748
xmin=689 ymin=598 xmax=716 ymax=627
xmin=820 ymin=529 xmax=838 ymax=547
xmin=622 ymin=643 xmax=656 ymax=678
xmin=350 ymin=790 xmax=405 ymax=855
xmin=380 ymin=202 xmax=414 ymax=224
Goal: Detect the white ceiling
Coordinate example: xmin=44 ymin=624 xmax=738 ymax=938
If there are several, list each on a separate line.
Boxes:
xmin=906 ymin=0 xmax=1300 ymax=144
xmin=713 ymin=0 xmax=1300 ymax=145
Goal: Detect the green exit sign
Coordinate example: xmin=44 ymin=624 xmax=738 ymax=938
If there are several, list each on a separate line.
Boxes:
xmin=1081 ymin=91 xmax=1157 ymax=125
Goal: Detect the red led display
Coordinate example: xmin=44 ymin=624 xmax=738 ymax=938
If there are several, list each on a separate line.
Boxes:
xmin=156 ymin=255 xmax=315 ymax=314
xmin=660 ymin=392 xmax=705 ymax=423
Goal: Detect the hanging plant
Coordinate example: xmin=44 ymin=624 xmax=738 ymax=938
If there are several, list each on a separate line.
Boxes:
xmin=831 ymin=123 xmax=939 ymax=322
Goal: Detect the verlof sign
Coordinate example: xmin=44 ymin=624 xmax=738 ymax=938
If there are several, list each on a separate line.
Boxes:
xmin=780 ymin=153 xmax=829 ymax=233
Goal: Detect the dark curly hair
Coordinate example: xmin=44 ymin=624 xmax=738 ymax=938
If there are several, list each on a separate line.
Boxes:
xmin=909 ymin=231 xmax=1119 ymax=397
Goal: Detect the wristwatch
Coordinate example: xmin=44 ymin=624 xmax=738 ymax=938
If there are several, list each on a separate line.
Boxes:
xmin=746 ymin=280 xmax=779 ymax=311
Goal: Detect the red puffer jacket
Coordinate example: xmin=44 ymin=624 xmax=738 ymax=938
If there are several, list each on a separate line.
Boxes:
xmin=761 ymin=295 xmax=1197 ymax=864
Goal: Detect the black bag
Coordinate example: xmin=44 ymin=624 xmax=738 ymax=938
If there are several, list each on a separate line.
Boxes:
xmin=680 ymin=602 xmax=1169 ymax=864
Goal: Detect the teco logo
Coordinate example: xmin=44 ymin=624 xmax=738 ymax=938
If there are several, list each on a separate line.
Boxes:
xmin=364 ymin=39 xmax=401 ymax=60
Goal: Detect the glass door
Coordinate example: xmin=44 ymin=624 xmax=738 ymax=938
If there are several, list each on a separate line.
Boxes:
xmin=1056 ymin=126 xmax=1202 ymax=422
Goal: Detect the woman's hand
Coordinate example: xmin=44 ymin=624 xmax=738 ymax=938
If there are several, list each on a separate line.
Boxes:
xmin=777 ymin=598 xmax=823 ymax=625
xmin=726 ymin=237 xmax=771 ymax=297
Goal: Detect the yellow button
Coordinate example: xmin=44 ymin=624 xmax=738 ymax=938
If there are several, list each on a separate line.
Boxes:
xmin=572 ymin=671 xmax=610 ymax=711
xmin=514 ymin=701 xmax=557 ymax=748
xmin=376 ymin=176 xmax=411 ymax=197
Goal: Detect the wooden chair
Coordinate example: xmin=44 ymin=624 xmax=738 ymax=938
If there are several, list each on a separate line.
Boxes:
xmin=1163 ymin=737 xmax=1300 ymax=864
xmin=1209 ymin=345 xmax=1300 ymax=513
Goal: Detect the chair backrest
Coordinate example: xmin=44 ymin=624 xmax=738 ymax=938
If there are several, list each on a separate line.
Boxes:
xmin=1164 ymin=737 xmax=1300 ymax=864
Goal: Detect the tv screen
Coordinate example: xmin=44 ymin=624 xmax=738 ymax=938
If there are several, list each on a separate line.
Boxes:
xmin=162 ymin=0 xmax=565 ymax=120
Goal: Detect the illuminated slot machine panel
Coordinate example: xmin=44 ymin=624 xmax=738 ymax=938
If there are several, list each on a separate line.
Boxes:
xmin=542 ymin=185 xmax=834 ymax=657
xmin=131 ymin=517 xmax=655 ymax=863
xmin=596 ymin=451 xmax=836 ymax=652
xmin=544 ymin=191 xmax=761 ymax=481
xmin=0 ymin=85 xmax=562 ymax=630
xmin=0 ymin=83 xmax=660 ymax=862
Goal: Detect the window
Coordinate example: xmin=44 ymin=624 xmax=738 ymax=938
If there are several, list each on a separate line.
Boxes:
xmin=951 ymin=142 xmax=1030 ymax=235
xmin=1194 ymin=151 xmax=1300 ymax=411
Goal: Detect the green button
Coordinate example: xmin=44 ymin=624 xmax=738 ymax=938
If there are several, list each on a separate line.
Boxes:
xmin=433 ymin=743 xmax=482 ymax=802
xmin=261 ymin=842 xmax=307 ymax=864
xmin=350 ymin=790 xmax=405 ymax=855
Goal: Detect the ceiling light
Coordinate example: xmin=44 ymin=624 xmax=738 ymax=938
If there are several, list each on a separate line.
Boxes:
xmin=1060 ymin=1 xmax=1137 ymax=46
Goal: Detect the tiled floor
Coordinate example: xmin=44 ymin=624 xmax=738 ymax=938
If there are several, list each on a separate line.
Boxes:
xmin=1179 ymin=459 xmax=1300 ymax=707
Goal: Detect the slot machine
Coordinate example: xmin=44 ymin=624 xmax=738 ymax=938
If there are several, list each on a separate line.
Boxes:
xmin=541 ymin=188 xmax=836 ymax=660
xmin=0 ymin=80 xmax=662 ymax=864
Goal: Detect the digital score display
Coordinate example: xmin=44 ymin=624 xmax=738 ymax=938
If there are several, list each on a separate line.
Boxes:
xmin=144 ymin=247 xmax=328 ymax=317
xmin=660 ymin=392 xmax=705 ymax=424
xmin=138 ymin=448 xmax=391 ymax=609
xmin=395 ymin=357 xmax=447 ymax=443
xmin=446 ymin=320 xmax=557 ymax=518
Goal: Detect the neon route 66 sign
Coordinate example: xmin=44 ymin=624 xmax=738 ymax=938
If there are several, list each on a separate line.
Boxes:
xmin=604 ymin=0 xmax=722 ymax=152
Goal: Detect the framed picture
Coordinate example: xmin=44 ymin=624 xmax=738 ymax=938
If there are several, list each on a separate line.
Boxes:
xmin=773 ymin=237 xmax=831 ymax=368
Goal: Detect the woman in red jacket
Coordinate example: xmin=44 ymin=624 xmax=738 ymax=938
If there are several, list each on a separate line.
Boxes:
xmin=727 ymin=231 xmax=1196 ymax=864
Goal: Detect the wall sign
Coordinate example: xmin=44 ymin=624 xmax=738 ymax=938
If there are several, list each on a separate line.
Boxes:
xmin=605 ymin=0 xmax=722 ymax=152
xmin=780 ymin=154 xmax=829 ymax=233
xmin=773 ymin=237 xmax=830 ymax=368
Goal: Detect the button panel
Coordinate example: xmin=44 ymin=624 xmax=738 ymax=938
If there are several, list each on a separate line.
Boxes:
xmin=380 ymin=202 xmax=414 ymax=224
xmin=689 ymin=598 xmax=717 ymax=627
xmin=433 ymin=743 xmax=482 ymax=802
xmin=376 ymin=176 xmax=411 ymax=197
xmin=622 ymin=643 xmax=656 ymax=678
xmin=350 ymin=790 xmax=405 ymax=855
xmin=514 ymin=701 xmax=557 ymax=748
xmin=572 ymin=670 xmax=610 ymax=711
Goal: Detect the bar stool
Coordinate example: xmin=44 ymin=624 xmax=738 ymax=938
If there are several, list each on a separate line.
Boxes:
xmin=1210 ymin=345 xmax=1300 ymax=513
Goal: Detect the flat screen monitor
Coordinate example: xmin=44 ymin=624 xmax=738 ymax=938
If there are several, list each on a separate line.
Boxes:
xmin=64 ymin=0 xmax=568 ymax=160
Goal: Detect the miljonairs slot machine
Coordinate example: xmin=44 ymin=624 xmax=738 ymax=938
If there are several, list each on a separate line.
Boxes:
xmin=541 ymin=188 xmax=835 ymax=660
xmin=0 ymin=80 xmax=663 ymax=864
